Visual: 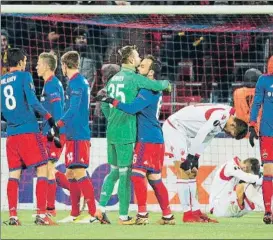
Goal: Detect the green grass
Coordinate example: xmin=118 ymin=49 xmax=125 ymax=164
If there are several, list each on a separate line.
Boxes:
xmin=1 ymin=210 xmax=272 ymax=239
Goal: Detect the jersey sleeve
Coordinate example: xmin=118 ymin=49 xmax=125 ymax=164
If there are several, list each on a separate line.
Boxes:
xmin=135 ymin=74 xmax=169 ymax=92
xmin=58 ymin=85 xmax=82 ymax=126
xmin=115 ymin=89 xmax=152 ymax=115
xmin=188 ymin=110 xmax=225 ymax=156
xmin=225 ymin=163 xmax=259 ymax=183
xmin=23 ymin=72 xmax=51 ymax=119
xmin=45 ymin=83 xmax=62 ymax=121
xmin=250 ymin=76 xmax=265 ymax=125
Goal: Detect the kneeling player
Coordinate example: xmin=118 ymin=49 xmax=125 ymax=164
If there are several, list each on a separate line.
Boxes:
xmin=96 ymin=55 xmax=175 ymax=225
xmin=162 ymin=104 xmax=248 ymax=222
xmin=209 ymin=157 xmax=263 ymax=217
xmin=37 ymin=52 xmax=68 ymax=216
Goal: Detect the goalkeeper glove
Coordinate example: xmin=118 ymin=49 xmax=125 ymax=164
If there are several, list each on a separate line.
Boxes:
xmin=180 ymin=154 xmax=199 ymax=171
xmin=164 ymin=83 xmax=172 ymax=93
xmin=249 ymin=126 xmax=258 ymax=147
xmin=94 ymin=95 xmax=115 ymax=104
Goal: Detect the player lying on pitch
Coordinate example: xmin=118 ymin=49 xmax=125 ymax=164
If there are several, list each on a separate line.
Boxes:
xmin=162 ymin=104 xmax=248 ymax=222
xmin=209 ymin=157 xmax=263 ymax=218
xmin=96 ymin=55 xmax=175 ymax=225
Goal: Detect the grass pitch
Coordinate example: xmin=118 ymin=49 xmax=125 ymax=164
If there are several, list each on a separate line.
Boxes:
xmin=1 ymin=210 xmax=272 ymax=239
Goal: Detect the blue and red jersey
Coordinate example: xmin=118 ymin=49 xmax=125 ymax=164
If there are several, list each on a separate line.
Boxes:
xmin=40 ymin=75 xmax=65 ymax=135
xmin=1 ymin=71 xmax=50 ymax=136
xmin=250 ymin=74 xmax=273 ymax=137
xmin=115 ymin=89 xmax=163 ymax=143
xmin=57 ymin=73 xmax=91 ymax=140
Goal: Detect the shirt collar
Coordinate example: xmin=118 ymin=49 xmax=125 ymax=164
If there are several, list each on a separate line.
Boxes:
xmin=121 ymin=64 xmax=136 ymax=72
xmin=69 ymin=72 xmax=79 ymax=81
xmin=45 ymin=75 xmax=54 ymax=82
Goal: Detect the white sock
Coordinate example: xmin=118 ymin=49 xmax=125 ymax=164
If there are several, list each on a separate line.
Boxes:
xmin=244 ymin=184 xmax=264 ymax=210
xmin=177 ymin=179 xmax=191 ymax=212
xmin=119 ymin=215 xmax=128 ymax=221
xmin=99 ymin=205 xmax=106 ymax=213
xmin=188 ymin=179 xmax=200 ymax=212
xmin=138 ymin=212 xmax=148 ymax=216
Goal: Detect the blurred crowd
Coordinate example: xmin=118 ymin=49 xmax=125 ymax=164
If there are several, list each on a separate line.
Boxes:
xmin=1 ymin=5 xmax=273 ymax=136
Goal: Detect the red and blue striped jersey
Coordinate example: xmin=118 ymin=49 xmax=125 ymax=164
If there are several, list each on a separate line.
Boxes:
xmin=250 ymin=74 xmax=273 ymax=136
xmin=40 ymin=75 xmax=65 ymax=135
xmin=1 ymin=71 xmax=49 ymax=136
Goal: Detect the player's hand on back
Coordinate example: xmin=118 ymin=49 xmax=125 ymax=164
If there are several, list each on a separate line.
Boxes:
xmin=94 ymin=95 xmax=115 ymax=104
xmin=249 ymin=126 xmax=258 ymax=147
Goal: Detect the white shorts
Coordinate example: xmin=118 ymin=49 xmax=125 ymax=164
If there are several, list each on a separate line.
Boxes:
xmin=211 ymin=190 xmax=249 ymax=218
xmin=162 ymin=119 xmax=190 ymax=162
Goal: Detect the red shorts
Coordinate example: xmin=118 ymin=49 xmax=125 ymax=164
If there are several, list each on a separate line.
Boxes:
xmin=65 ymin=140 xmax=90 ymax=169
xmin=6 ymin=133 xmax=48 ymax=171
xmin=132 ymin=142 xmax=165 ymax=173
xmin=260 ymin=136 xmax=273 ymax=163
xmin=43 ymin=134 xmax=66 ymax=162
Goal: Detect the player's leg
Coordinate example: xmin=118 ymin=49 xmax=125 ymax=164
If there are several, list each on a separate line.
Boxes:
xmin=116 ymin=143 xmax=135 ymax=224
xmin=98 ymin=141 xmax=119 ymax=220
xmin=65 ymin=140 xmax=105 ymax=223
xmin=147 ymin=172 xmax=175 ymax=225
xmin=260 ymin=136 xmax=273 ymax=224
xmin=5 ymin=135 xmax=22 ymax=225
xmin=131 ymin=168 xmax=148 ymax=225
xmin=19 ymin=133 xmax=56 ymax=225
xmin=243 ymin=184 xmax=264 ymax=210
xmin=163 ymin=124 xmax=198 ymax=222
xmin=46 ymin=135 xmax=66 ymax=217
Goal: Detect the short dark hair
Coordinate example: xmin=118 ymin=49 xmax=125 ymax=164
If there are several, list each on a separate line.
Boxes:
xmin=244 ymin=68 xmax=262 ymax=83
xmin=61 ymin=51 xmax=80 ymax=69
xmin=7 ymin=48 xmax=25 ymax=67
xmin=244 ymin=158 xmax=260 ymax=175
xmin=145 ymin=54 xmax=162 ymax=80
xmin=39 ymin=52 xmax=57 ymax=71
xmin=234 ymin=118 xmax=248 ymax=140
xmin=118 ymin=45 xmax=138 ymax=64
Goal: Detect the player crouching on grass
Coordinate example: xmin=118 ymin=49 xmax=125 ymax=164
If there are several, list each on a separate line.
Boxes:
xmin=210 ymin=157 xmax=263 ymax=218
xmin=96 ymin=55 xmax=175 ymax=225
xmin=162 ymin=104 xmax=248 ymax=223
xmin=1 ymin=48 xmax=59 ymax=225
xmin=36 ymin=52 xmax=69 ymax=217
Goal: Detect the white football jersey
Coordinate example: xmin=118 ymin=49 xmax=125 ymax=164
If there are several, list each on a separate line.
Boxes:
xmin=209 ymin=157 xmax=260 ymax=210
xmin=167 ymin=104 xmax=235 ymax=155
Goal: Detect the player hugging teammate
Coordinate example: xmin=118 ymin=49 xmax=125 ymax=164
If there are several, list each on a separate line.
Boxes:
xmin=2 ymin=46 xmax=272 ymax=226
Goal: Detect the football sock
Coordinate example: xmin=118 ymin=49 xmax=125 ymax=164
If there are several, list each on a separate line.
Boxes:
xmin=118 ymin=167 xmax=131 ymax=216
xmin=36 ymin=177 xmax=48 ymax=215
xmin=188 ymin=179 xmax=200 ymax=211
xmin=69 ymin=179 xmax=81 ymax=217
xmin=131 ymin=172 xmax=147 ymax=214
xmin=7 ymin=178 xmax=19 ymax=217
xmin=47 ymin=179 xmax=57 ymax=210
xmin=55 ymin=171 xmax=70 ymax=190
xmin=177 ymin=179 xmax=191 ymax=212
xmin=148 ymin=178 xmax=171 ymax=216
xmin=99 ymin=166 xmax=119 ymax=208
xmin=262 ymin=175 xmax=273 ymax=213
xmin=77 ymin=176 xmax=96 ymax=216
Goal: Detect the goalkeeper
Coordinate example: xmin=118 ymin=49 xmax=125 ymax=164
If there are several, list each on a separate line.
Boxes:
xmin=97 ymin=45 xmax=171 ymax=225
